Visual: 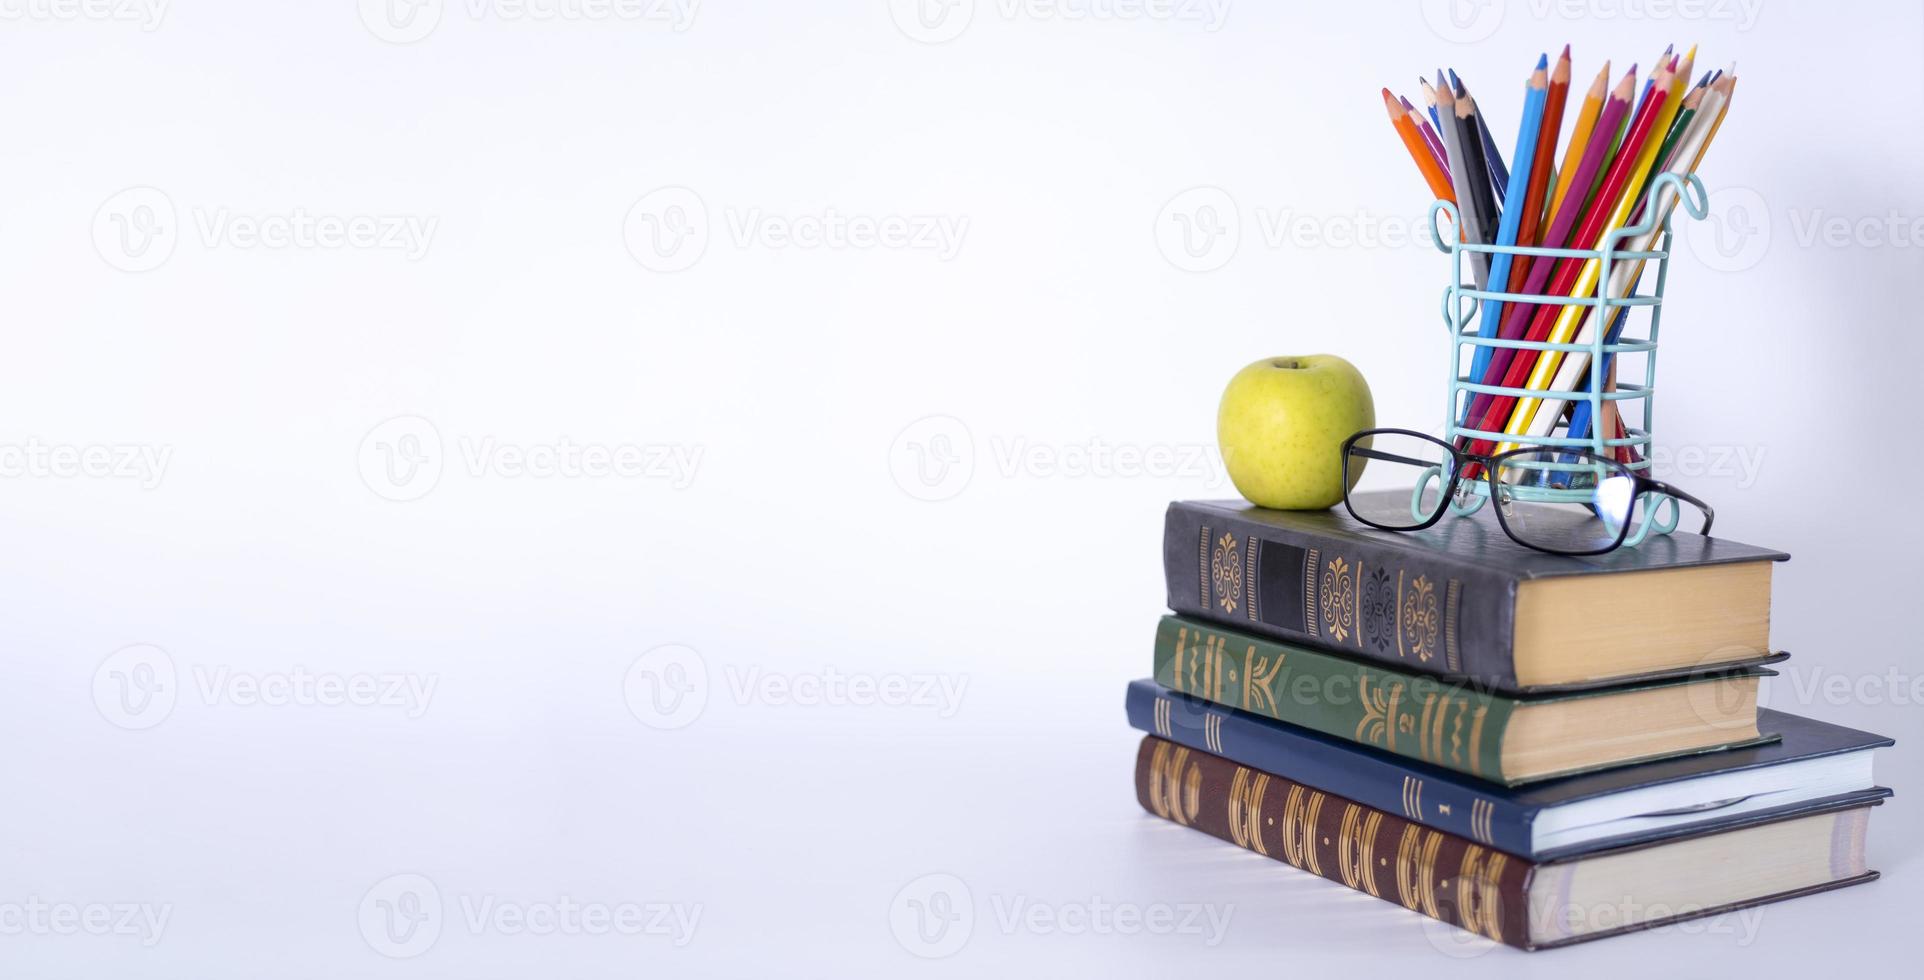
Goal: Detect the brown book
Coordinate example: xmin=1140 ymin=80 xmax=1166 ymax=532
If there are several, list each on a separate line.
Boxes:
xmin=1134 ymin=736 xmax=1880 ymax=949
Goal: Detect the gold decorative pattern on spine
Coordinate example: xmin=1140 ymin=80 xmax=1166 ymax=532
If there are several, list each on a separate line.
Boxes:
xmin=1393 ymin=826 xmax=1444 ymax=917
xmin=1148 ymin=742 xmax=1201 ymax=826
xmin=1302 ymin=548 xmax=1321 ymax=638
xmin=1153 ymin=697 xmax=1171 ymax=738
xmin=1227 ymin=767 xmax=1270 ymax=855
xmin=1399 ymin=775 xmax=1424 ymax=820
xmin=1456 ymin=846 xmax=1506 ymax=942
xmin=1467 ymin=706 xmax=1489 ymax=778
xmin=1395 ymin=569 xmax=1406 ymax=658
xmin=1244 ymin=535 xmax=1259 ymax=622
xmin=1210 ymin=533 xmax=1242 ymax=616
xmin=1319 ymin=556 xmax=1358 ymax=644
xmin=1354 ymin=677 xmax=1405 ymax=751
xmin=1468 ymin=799 xmax=1494 ymax=844
xmin=1444 ymin=579 xmax=1463 ymax=673
xmin=1204 ymin=714 xmax=1223 ymax=754
xmin=1279 ymin=786 xmax=1326 ymax=873
xmin=1417 ymin=694 xmax=1437 ymax=763
xmin=1242 ymin=645 xmax=1283 ymax=715
xmin=1337 ymin=805 xmax=1383 ymax=896
xmin=1197 ymin=526 xmax=1211 ymax=609
xmin=1402 ymin=574 xmax=1440 ymax=662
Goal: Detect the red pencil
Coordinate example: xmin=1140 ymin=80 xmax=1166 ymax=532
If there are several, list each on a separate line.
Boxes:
xmin=1455 ymin=66 xmax=1636 ymax=447
xmin=1462 ymin=61 xmax=1675 ymax=455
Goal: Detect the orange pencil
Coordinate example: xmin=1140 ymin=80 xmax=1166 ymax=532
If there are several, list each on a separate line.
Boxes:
xmin=1384 ymin=88 xmax=1454 ymax=203
xmin=1547 ymin=60 xmax=1609 ymax=225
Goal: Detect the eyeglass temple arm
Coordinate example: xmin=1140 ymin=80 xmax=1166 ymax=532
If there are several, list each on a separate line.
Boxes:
xmin=1351 ymin=447 xmax=1449 ymax=468
xmin=1642 ymin=479 xmax=1715 ymax=536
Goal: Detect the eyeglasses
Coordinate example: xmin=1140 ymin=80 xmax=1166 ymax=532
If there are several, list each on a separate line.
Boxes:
xmin=1339 ymin=428 xmax=1715 ymax=556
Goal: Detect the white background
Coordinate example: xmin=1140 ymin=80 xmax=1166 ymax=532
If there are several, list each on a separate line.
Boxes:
xmin=2 ymin=0 xmax=1919 ymax=975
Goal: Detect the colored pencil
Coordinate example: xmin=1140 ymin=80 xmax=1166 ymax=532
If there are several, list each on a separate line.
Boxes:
xmin=1419 ymin=75 xmax=1442 ymax=131
xmin=1401 ymin=95 xmax=1450 ymax=177
xmin=1435 ymin=76 xmax=1490 ymax=288
xmin=1450 ymin=69 xmax=1511 ymax=201
xmin=1385 ymin=88 xmax=1455 ymax=203
xmin=1511 ymin=47 xmax=1569 ymax=274
xmin=1493 ymin=57 xmax=1688 ymax=449
xmin=1546 ymin=74 xmax=1735 ymax=449
xmin=1547 ymin=61 xmax=1609 ymax=230
xmin=1463 ymin=61 xmax=1673 ymax=453
xmin=1466 ymin=56 xmax=1550 ymax=385
xmin=1455 ymin=66 xmax=1636 ymax=446
xmin=1456 ymin=92 xmax=1501 ymax=269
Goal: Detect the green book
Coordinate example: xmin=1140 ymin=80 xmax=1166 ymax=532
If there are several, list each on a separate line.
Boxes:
xmin=1152 ymin=615 xmax=1768 ymax=785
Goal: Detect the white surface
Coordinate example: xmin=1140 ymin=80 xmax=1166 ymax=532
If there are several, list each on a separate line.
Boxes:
xmin=1 ymin=1 xmax=1918 ymax=976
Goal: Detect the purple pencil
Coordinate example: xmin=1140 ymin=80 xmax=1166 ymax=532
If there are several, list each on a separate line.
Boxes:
xmin=1400 ymin=95 xmax=1451 ymax=181
xmin=1459 ymin=65 xmax=1639 ymax=427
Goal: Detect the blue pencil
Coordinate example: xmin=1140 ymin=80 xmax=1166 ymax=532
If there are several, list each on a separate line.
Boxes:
xmin=1466 ymin=55 xmax=1550 ymax=386
xmin=1449 ymin=68 xmax=1511 ymax=203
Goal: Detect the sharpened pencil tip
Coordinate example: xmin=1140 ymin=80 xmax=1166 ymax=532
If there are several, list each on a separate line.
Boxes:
xmin=1537 ymin=53 xmax=1549 ymax=69
xmin=1561 ymin=43 xmax=1571 ymax=59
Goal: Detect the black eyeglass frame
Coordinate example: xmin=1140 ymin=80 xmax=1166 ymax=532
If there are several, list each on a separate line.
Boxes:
xmin=1338 ymin=427 xmax=1716 ymax=556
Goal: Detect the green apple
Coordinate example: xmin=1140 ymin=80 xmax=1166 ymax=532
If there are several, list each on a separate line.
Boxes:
xmin=1218 ymin=355 xmax=1375 ymax=510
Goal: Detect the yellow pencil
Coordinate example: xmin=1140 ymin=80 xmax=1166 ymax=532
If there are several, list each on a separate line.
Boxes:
xmin=1497 ymin=60 xmax=1688 ymax=451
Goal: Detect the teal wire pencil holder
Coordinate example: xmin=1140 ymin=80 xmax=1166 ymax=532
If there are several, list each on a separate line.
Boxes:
xmin=1424 ymin=171 xmax=1711 ymax=542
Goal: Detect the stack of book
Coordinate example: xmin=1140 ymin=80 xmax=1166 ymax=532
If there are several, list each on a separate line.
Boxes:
xmin=1127 ymin=493 xmax=1893 ymax=950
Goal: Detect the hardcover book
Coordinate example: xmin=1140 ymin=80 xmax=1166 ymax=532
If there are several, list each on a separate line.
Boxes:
xmin=1164 ymin=496 xmax=1788 ymax=692
xmin=1153 ymin=615 xmax=1767 ymax=784
xmin=1127 ymin=679 xmax=1892 ymax=858
xmin=1134 ymin=735 xmax=1882 ymax=950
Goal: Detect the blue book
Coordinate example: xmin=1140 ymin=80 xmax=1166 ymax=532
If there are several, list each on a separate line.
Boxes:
xmin=1126 ymin=678 xmax=1891 ymax=860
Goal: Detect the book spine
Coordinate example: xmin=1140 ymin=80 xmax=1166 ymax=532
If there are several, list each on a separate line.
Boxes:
xmin=1163 ymin=502 xmax=1521 ymax=689
xmin=1153 ymin=616 xmax=1516 ymax=781
xmin=1127 ymin=679 xmax=1535 ymax=854
xmin=1135 ymin=735 xmax=1534 ymax=949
